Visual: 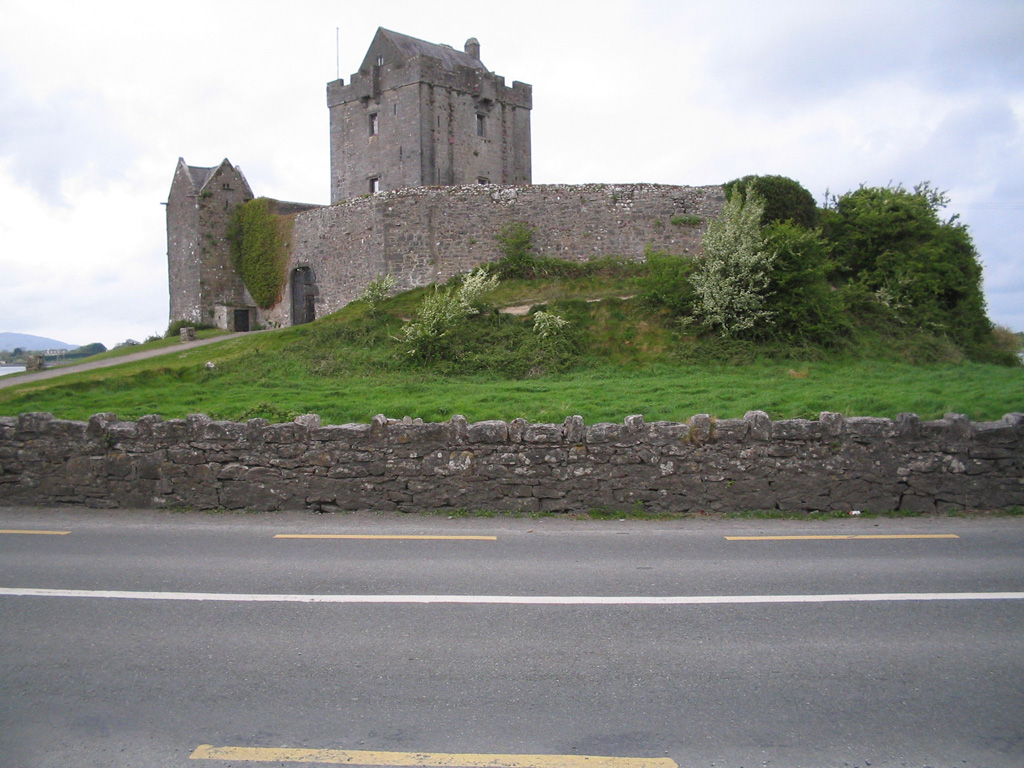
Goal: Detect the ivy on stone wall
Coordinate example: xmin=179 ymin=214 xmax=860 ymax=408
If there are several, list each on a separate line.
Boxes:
xmin=227 ymin=197 xmax=290 ymax=309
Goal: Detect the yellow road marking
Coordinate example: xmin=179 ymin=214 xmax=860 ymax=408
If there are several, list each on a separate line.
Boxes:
xmin=274 ymin=534 xmax=497 ymax=541
xmin=0 ymin=529 xmax=70 ymax=535
xmin=725 ymin=534 xmax=960 ymax=541
xmin=189 ymin=744 xmax=677 ymax=768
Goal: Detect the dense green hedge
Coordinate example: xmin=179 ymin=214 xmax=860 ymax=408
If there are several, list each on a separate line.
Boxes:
xmin=227 ymin=198 xmax=289 ymax=309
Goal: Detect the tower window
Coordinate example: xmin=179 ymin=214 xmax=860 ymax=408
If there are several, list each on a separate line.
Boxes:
xmin=376 ymin=55 xmax=384 ymax=66
xmin=476 ymin=114 xmax=486 ymax=137
xmin=369 ymin=177 xmax=380 ymax=194
xmin=369 ymin=113 xmax=379 ymax=136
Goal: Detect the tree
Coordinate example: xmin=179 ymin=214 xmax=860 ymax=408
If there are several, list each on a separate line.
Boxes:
xmin=759 ymin=222 xmax=847 ymax=346
xmin=821 ymin=183 xmax=992 ymax=350
xmin=723 ymin=174 xmax=819 ymax=229
xmin=692 ymin=188 xmax=775 ymax=337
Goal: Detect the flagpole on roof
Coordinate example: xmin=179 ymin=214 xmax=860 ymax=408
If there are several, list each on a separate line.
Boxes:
xmin=336 ymin=27 xmax=340 ymax=80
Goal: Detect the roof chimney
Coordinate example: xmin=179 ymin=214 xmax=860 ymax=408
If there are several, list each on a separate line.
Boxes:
xmin=464 ymin=37 xmax=480 ymax=60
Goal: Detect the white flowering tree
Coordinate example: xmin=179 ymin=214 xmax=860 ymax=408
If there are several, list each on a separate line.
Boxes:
xmin=401 ymin=268 xmax=498 ymax=359
xmin=691 ymin=188 xmax=775 ymax=337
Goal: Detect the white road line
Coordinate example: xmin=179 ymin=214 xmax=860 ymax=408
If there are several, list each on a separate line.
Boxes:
xmin=1 ymin=587 xmax=1023 ymax=605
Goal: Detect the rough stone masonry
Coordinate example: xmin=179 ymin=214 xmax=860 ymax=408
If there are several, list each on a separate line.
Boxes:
xmin=2 ymin=411 xmax=1022 ymax=513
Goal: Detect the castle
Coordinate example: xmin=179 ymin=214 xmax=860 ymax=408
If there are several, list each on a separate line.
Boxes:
xmin=166 ymin=28 xmax=724 ymax=331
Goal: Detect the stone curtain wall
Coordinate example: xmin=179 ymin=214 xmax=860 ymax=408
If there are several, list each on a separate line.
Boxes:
xmin=2 ymin=411 xmax=1022 ymax=513
xmin=265 ymin=183 xmax=725 ymax=326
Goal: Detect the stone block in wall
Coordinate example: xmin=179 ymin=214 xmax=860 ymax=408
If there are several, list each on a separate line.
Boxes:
xmin=186 ymin=413 xmax=213 ymax=437
xmin=585 ymin=423 xmax=622 ymax=444
xmin=771 ymin=419 xmax=825 ymax=441
xmin=42 ymin=419 xmax=90 ymax=442
xmin=971 ymin=419 xmax=1019 ymax=443
xmin=819 ymin=412 xmax=846 ymax=437
xmin=712 ymin=419 xmax=747 ymax=443
xmin=646 ymin=422 xmax=690 ymax=446
xmin=524 ymin=424 xmax=562 ymax=444
xmin=562 ymin=415 xmax=586 ymax=444
xmin=151 ymin=419 xmax=191 ymax=443
xmin=744 ymin=411 xmax=771 ymax=441
xmin=687 ymin=414 xmax=713 ymax=445
xmin=314 ymin=423 xmax=372 ymax=445
xmin=896 ymin=413 xmax=921 ymax=438
xmin=943 ymin=413 xmax=972 ymax=440
xmin=845 ymin=417 xmax=898 ymax=440
xmin=17 ymin=412 xmax=56 ymax=434
xmin=468 ymin=420 xmax=509 ymax=444
xmin=198 ymin=420 xmax=250 ymax=445
xmin=65 ymin=455 xmax=102 ymax=487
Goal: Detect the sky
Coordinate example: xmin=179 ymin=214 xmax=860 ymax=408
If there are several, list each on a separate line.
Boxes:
xmin=1 ymin=0 xmax=1022 ymax=348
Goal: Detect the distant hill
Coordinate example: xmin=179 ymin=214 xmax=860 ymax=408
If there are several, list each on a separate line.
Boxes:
xmin=0 ymin=332 xmax=78 ymax=352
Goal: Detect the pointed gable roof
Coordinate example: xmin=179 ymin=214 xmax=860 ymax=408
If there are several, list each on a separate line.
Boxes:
xmin=169 ymin=158 xmax=254 ymax=207
xmin=186 ymin=162 xmax=218 ymax=191
xmin=359 ymin=27 xmax=485 ymax=74
xmin=174 ymin=158 xmax=251 ymax=195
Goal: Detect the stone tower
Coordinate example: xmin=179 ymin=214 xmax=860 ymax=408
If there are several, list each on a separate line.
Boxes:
xmin=166 ymin=158 xmax=256 ymax=330
xmin=327 ymin=28 xmax=532 ymax=203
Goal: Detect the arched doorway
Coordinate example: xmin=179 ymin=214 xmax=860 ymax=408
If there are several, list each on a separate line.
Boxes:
xmin=291 ymin=266 xmax=317 ymax=325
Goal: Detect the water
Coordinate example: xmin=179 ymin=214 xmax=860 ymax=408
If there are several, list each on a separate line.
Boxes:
xmin=0 ymin=366 xmax=26 ymax=377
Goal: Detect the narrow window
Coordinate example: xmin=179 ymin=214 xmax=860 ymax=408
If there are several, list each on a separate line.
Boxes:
xmin=376 ymin=55 xmax=384 ymax=66
xmin=369 ymin=113 xmax=378 ymax=136
xmin=369 ymin=177 xmax=380 ymax=194
xmin=476 ymin=114 xmax=486 ymax=137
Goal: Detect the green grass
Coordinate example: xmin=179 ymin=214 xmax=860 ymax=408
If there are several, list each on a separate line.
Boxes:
xmin=1 ymin=351 xmax=1019 ymax=425
xmin=1 ymin=275 xmax=1020 ymax=425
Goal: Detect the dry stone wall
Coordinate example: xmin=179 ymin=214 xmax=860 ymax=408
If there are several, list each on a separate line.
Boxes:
xmin=2 ymin=411 xmax=1021 ymax=514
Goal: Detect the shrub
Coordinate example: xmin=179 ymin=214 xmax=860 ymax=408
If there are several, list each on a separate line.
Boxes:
xmin=759 ymin=222 xmax=848 ymax=346
xmin=165 ymin=320 xmax=215 ymax=338
xmin=494 ymin=221 xmax=537 ymax=278
xmin=531 ymin=310 xmax=570 ymax=339
xmin=360 ymin=273 xmax=397 ymax=314
xmin=401 ymin=268 xmax=498 ymax=361
xmin=821 ymin=182 xmax=994 ymax=355
xmin=723 ymin=174 xmax=819 ymax=228
xmin=692 ymin=187 xmax=775 ymax=337
xmin=638 ymin=250 xmax=698 ymax=316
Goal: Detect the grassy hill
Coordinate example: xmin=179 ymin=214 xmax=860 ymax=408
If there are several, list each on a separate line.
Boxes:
xmin=0 ymin=261 xmax=1020 ymax=425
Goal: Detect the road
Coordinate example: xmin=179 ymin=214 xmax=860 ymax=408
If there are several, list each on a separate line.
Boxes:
xmin=1 ymin=508 xmax=1022 ymax=768
xmin=0 ymin=333 xmax=250 ymax=390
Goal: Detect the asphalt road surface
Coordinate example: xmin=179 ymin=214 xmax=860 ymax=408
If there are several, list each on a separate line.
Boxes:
xmin=0 ymin=333 xmax=248 ymax=390
xmin=1 ymin=508 xmax=1022 ymax=768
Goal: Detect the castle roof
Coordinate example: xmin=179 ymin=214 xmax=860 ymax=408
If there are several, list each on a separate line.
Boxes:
xmin=185 ymin=163 xmax=218 ymax=191
xmin=171 ymin=158 xmax=252 ymax=201
xmin=359 ymin=27 xmax=486 ymax=74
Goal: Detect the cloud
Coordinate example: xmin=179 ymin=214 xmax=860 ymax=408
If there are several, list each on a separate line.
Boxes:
xmin=700 ymin=0 xmax=1024 ymax=113
xmin=0 ymin=70 xmax=134 ymax=206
